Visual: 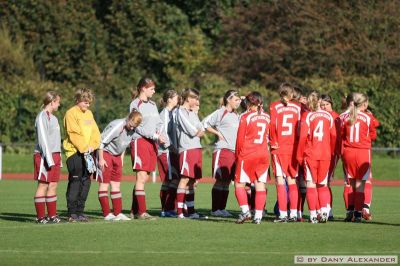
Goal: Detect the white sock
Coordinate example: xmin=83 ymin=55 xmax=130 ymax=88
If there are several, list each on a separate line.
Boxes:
xmin=240 ymin=205 xmax=249 ymax=214
xmin=255 ymin=210 xmax=263 ymax=219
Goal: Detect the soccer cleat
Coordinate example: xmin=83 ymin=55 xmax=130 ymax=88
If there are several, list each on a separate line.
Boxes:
xmin=220 ymin=209 xmax=233 ymax=217
xmin=68 ymin=214 xmax=79 ymax=223
xmin=189 ymin=213 xmax=201 ymax=219
xmin=273 ymin=216 xmax=288 ymax=223
xmin=362 ymin=209 xmax=372 ymax=221
xmin=104 ymin=213 xmax=116 ymax=221
xmin=344 ymin=211 xmax=354 ymax=222
xmin=236 ymin=211 xmax=252 ymax=224
xmin=252 ymin=218 xmax=262 ymax=224
xmin=177 ymin=213 xmax=185 ymax=219
xmin=47 ymin=215 xmax=61 ymax=223
xmin=353 ymin=211 xmax=362 ymax=223
xmin=210 ymin=210 xmax=223 ymax=217
xmin=319 ymin=213 xmax=328 ymax=223
xmin=130 ymin=212 xmax=135 ymax=219
xmin=288 ymin=216 xmax=298 ymax=222
xmin=310 ymin=217 xmax=318 ymax=224
xmin=36 ymin=217 xmax=48 ymax=224
xmin=77 ymin=215 xmax=89 ymax=222
xmin=114 ymin=213 xmax=131 ymax=221
xmin=164 ymin=211 xmax=177 ymax=218
xmin=137 ymin=212 xmax=156 ymax=220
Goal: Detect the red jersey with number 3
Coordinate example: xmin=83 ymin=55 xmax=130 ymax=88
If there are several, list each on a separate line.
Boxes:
xmin=342 ymin=111 xmax=376 ymax=149
xmin=269 ymin=101 xmax=301 ymax=155
xmin=235 ymin=110 xmax=270 ymax=160
xmin=297 ymin=110 xmax=336 ymax=161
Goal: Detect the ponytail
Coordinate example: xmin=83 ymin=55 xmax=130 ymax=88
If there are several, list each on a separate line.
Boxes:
xmin=348 ymin=92 xmax=368 ymax=125
xmin=307 ymin=91 xmax=320 ymax=111
xmin=279 ymin=82 xmax=294 ymax=106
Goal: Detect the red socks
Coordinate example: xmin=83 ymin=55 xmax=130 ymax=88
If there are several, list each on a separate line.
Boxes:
xmin=134 ymin=190 xmax=146 ymax=215
xmin=317 ymin=186 xmax=330 ymax=210
xmin=354 ymin=191 xmax=365 ymax=212
xmin=45 ymin=195 xmax=57 ymax=217
xmin=364 ymin=182 xmax=372 ymax=207
xmin=34 ymin=196 xmax=46 ymax=219
xmin=288 ymin=184 xmax=298 ymax=212
xmin=277 ymin=184 xmax=287 ymax=213
xmin=111 ymin=191 xmax=122 ymax=215
xmin=306 ymin=187 xmax=318 ymax=212
xmin=255 ymin=190 xmax=266 ymax=212
xmin=235 ymin=186 xmax=248 ymax=207
xmin=176 ymin=188 xmax=186 ymax=215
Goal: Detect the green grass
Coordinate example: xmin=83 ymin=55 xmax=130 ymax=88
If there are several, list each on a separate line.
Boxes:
xmin=2 ymin=150 xmax=399 ymax=180
xmin=0 ymin=180 xmax=399 ymax=265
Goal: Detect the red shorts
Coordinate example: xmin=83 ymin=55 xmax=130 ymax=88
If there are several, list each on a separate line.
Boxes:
xmin=180 ymin=149 xmax=202 ymax=179
xmin=33 ymin=153 xmax=61 ymax=183
xmin=235 ymin=156 xmax=270 ymax=183
xmin=157 ymin=152 xmax=180 ymax=181
xmin=271 ymin=154 xmax=298 ymax=178
xmin=342 ymin=147 xmax=371 ymax=181
xmin=98 ymin=151 xmax=122 ymax=183
xmin=212 ymin=149 xmax=236 ymax=181
xmin=130 ymin=138 xmax=157 ymax=172
xmin=304 ymin=158 xmax=330 ymax=185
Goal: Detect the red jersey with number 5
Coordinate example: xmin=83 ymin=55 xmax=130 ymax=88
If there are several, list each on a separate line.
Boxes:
xmin=235 ymin=110 xmax=270 ymax=160
xmin=269 ymin=101 xmax=301 ymax=155
xmin=297 ymin=110 xmax=337 ymax=161
xmin=342 ymin=111 xmax=376 ymax=149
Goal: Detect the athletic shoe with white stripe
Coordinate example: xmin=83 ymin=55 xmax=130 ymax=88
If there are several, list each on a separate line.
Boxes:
xmin=114 ymin=213 xmax=131 ymax=221
xmin=236 ymin=211 xmax=252 ymax=224
xmin=47 ymin=215 xmax=61 ymax=223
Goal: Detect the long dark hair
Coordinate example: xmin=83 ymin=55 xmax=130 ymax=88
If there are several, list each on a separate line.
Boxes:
xmin=246 ymin=91 xmax=263 ymax=114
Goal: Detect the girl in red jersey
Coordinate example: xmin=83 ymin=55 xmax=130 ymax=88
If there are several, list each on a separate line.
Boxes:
xmin=234 ymin=91 xmax=270 ymax=224
xmin=297 ymin=91 xmax=337 ymax=223
xmin=320 ymin=94 xmax=340 ymax=220
xmin=270 ymin=83 xmax=301 ymax=222
xmin=129 ymin=78 xmax=166 ymax=220
xmin=33 ymin=91 xmax=62 ymax=224
xmin=341 ymin=93 xmax=376 ymax=222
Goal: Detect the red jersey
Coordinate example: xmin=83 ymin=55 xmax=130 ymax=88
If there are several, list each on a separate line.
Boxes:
xmin=297 ymin=110 xmax=336 ymax=161
xmin=269 ymin=101 xmax=301 ymax=155
xmin=235 ymin=110 xmax=270 ymax=160
xmin=342 ymin=111 xmax=376 ymax=149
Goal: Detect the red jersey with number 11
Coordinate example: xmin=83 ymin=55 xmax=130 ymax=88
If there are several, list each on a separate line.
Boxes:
xmin=342 ymin=111 xmax=376 ymax=149
xmin=235 ymin=110 xmax=270 ymax=160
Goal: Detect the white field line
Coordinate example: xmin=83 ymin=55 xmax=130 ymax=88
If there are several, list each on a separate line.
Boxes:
xmin=0 ymin=250 xmax=398 ymax=255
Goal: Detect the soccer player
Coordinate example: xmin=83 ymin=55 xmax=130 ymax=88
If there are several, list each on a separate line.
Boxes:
xmin=158 ymin=89 xmax=180 ymax=217
xmin=320 ymin=94 xmax=340 ymax=220
xmin=64 ymin=88 xmax=101 ymax=222
xmin=175 ymin=88 xmax=205 ymax=219
xmin=297 ymin=91 xmax=337 ymax=223
xmin=97 ymin=110 xmax=142 ymax=221
xmin=341 ymin=92 xmax=376 ymax=222
xmin=234 ymin=91 xmax=270 ymax=224
xmin=33 ymin=91 xmax=62 ymax=224
xmin=203 ymin=90 xmax=241 ymax=217
xmin=270 ymin=83 xmax=301 ymax=222
xmin=129 ymin=77 xmax=166 ymax=220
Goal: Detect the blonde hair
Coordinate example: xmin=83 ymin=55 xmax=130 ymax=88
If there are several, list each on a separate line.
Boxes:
xmin=42 ymin=91 xmax=60 ymax=108
xmin=348 ymin=92 xmax=368 ymax=125
xmin=127 ymin=109 xmax=143 ymax=128
xmin=279 ymin=82 xmax=294 ymax=106
xmin=307 ymin=91 xmax=320 ymax=111
xmin=75 ymin=88 xmax=94 ymax=103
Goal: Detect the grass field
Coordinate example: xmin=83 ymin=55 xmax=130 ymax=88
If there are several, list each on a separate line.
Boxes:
xmin=0 ymin=180 xmax=399 ymax=266
xmin=2 ymin=150 xmax=400 ymax=180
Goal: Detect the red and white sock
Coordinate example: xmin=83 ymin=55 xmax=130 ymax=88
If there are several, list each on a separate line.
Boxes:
xmin=45 ymin=195 xmax=57 ymax=217
xmin=159 ymin=184 xmax=168 ymax=211
xmin=255 ymin=190 xmax=266 ymax=219
xmin=288 ymin=184 xmax=298 ymax=218
xmin=34 ymin=196 xmax=46 ymax=219
xmin=306 ymin=187 xmax=318 ymax=213
xmin=277 ymin=184 xmax=288 ymax=218
xmin=135 ymin=189 xmax=147 ymax=215
xmin=111 ymin=191 xmax=122 ymax=216
xmin=98 ymin=190 xmax=110 ymax=217
xmin=176 ymin=188 xmax=186 ymax=215
xmin=317 ymin=186 xmax=330 ymax=214
xmin=185 ymin=189 xmax=195 ymax=215
xmin=364 ymin=182 xmax=372 ymax=208
xmin=235 ymin=186 xmax=249 ymax=213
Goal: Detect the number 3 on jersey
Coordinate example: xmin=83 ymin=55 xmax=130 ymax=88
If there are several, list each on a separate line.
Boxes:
xmin=254 ymin=122 xmax=266 ymax=144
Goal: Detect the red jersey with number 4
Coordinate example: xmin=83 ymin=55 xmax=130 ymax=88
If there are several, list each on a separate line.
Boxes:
xmin=342 ymin=111 xmax=376 ymax=149
xmin=235 ymin=110 xmax=270 ymax=160
xmin=297 ymin=110 xmax=336 ymax=161
xmin=269 ymin=101 xmax=301 ymax=155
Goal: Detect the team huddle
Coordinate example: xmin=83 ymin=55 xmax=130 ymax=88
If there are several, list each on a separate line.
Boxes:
xmin=33 ymin=78 xmax=378 ymax=224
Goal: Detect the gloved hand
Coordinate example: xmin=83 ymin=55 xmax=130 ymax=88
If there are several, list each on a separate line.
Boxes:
xmin=84 ymin=152 xmax=96 ymax=174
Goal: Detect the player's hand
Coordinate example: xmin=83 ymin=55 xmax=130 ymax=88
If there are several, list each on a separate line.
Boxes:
xmin=158 ymin=134 xmax=167 ymax=145
xmin=99 ymin=158 xmax=108 ymax=171
xmin=197 ymin=130 xmax=205 ymax=137
xmin=217 ymin=132 xmax=225 ymax=141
